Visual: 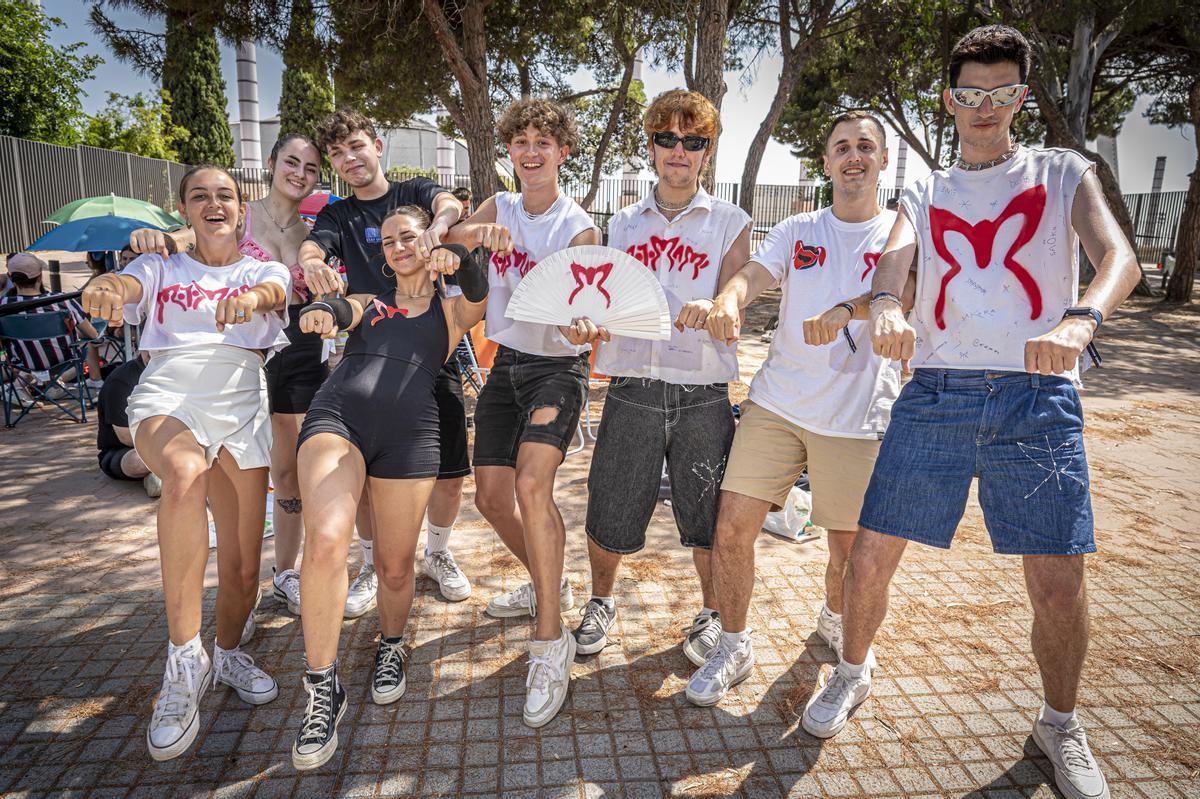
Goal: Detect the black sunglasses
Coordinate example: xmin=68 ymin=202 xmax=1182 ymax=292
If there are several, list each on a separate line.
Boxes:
xmin=652 ymin=132 xmax=710 ymax=152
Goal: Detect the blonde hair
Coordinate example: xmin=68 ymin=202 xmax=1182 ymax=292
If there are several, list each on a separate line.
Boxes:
xmin=643 ymin=90 xmax=721 ymax=179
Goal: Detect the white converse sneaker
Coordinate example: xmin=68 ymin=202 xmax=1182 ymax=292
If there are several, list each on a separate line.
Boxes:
xmin=523 ymin=626 xmax=575 ymax=728
xmin=685 ymin=637 xmax=754 ymax=706
xmin=815 ymin=607 xmax=842 ymax=659
xmin=682 ymin=611 xmax=722 ymax=667
xmin=420 ymin=550 xmax=472 ymax=601
xmin=239 ymin=586 xmax=262 ymax=647
xmin=273 ymin=567 xmax=301 ymax=615
xmin=344 ymin=563 xmax=377 ymax=619
xmin=1032 ymin=716 xmax=1110 ymax=799
xmin=214 ymin=645 xmax=278 ymax=705
xmin=292 ymin=666 xmax=347 ymax=771
xmin=146 ymin=639 xmax=212 ymax=761
xmin=486 ymin=577 xmax=574 ymax=619
xmin=801 ymin=663 xmax=871 ymax=738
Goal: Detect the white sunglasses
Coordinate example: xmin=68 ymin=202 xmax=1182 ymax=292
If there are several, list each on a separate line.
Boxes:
xmin=950 ymin=84 xmax=1027 ymax=108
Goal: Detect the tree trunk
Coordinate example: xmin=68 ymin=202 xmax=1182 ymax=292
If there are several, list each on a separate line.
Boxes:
xmin=1165 ymin=79 xmax=1200 ymax=303
xmin=580 ymin=43 xmax=637 ymax=211
xmin=693 ymin=0 xmax=730 ymax=192
xmin=420 ymin=0 xmax=498 ymax=199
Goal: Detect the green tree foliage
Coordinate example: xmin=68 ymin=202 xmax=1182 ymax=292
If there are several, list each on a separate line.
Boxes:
xmin=278 ymin=0 xmax=334 ymax=144
xmin=0 ymin=1 xmax=101 ymax=145
xmin=563 ymin=77 xmax=647 ymax=190
xmin=82 ymin=90 xmax=189 ymax=159
xmin=162 ymin=14 xmax=234 ymax=165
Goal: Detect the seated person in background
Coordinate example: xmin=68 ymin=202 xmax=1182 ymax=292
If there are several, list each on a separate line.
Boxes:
xmin=96 ymin=354 xmax=160 ymax=497
xmin=1 ymin=253 xmax=103 ymax=387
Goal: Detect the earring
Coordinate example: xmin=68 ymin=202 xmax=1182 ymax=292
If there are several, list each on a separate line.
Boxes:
xmin=382 ymin=261 xmax=396 ymax=279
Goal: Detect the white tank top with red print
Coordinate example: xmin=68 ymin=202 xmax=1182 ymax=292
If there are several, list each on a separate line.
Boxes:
xmin=899 ymin=145 xmax=1093 ymax=376
xmin=595 ymin=187 xmax=751 ymax=384
xmin=487 ymin=191 xmax=598 ymax=357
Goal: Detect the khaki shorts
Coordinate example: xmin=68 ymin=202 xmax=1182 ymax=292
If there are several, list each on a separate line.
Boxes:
xmin=721 ymin=400 xmax=882 ymax=530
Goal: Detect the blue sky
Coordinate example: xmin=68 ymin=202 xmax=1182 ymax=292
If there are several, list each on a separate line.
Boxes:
xmin=44 ymin=0 xmax=1195 ymax=192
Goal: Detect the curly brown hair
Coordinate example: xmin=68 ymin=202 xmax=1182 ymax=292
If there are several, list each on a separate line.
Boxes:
xmin=316 ymin=108 xmax=377 ymax=154
xmin=497 ymin=98 xmax=579 ymax=152
xmin=949 ymin=25 xmax=1032 ymax=86
xmin=642 ymin=90 xmax=720 ymax=180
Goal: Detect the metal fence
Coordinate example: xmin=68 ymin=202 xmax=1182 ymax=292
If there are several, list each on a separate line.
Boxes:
xmin=2 ymin=135 xmax=1186 ymax=266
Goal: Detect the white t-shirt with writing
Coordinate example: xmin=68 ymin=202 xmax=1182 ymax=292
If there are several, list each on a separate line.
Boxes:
xmin=122 ymin=253 xmax=290 ymax=353
xmin=900 ymin=146 xmax=1093 ymax=375
xmin=596 ymin=187 xmax=750 ymax=383
xmin=487 ymin=191 xmax=599 ymax=357
xmin=747 ymin=207 xmax=900 ymax=439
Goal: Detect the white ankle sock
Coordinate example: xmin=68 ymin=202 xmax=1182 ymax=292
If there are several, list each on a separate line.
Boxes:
xmin=1040 ymin=701 xmax=1076 ymax=726
xmin=839 ymin=659 xmax=869 ymax=680
xmin=700 ymin=606 xmax=718 ymax=617
xmin=360 ymin=539 xmax=374 ymax=567
xmin=591 ymin=596 xmax=615 ymax=609
xmin=425 ymin=522 xmax=453 ymax=555
xmin=821 ymin=603 xmax=841 ymax=620
xmin=720 ymin=629 xmax=751 ymax=652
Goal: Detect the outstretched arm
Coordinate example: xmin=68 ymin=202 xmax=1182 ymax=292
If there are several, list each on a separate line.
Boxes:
xmin=443 ymin=197 xmax=515 ymax=256
xmin=1023 ymin=169 xmax=1141 ymax=374
xmin=81 ymin=273 xmax=144 ymax=326
xmin=704 ymin=260 xmax=778 ymax=345
xmin=215 ymin=281 xmax=286 ymax=332
xmin=869 ymin=209 xmax=919 ymax=364
xmin=298 ymin=293 xmax=372 ymax=339
xmin=129 ymin=227 xmax=195 ymax=258
xmin=675 ymin=224 xmax=752 ymax=333
xmin=804 ymin=269 xmax=917 ymax=346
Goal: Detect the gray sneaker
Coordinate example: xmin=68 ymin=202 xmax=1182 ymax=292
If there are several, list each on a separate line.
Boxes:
xmin=683 ymin=611 xmax=722 ymax=667
xmin=1032 ymin=716 xmax=1110 ymax=799
xmin=572 ymin=599 xmax=616 ymax=655
xmin=801 ymin=663 xmax=871 ymax=738
xmin=344 ymin=563 xmax=377 ymax=619
xmin=143 ymin=472 xmax=162 ymax=499
xmin=685 ymin=637 xmax=754 ymax=706
xmin=486 ymin=577 xmax=575 ymax=619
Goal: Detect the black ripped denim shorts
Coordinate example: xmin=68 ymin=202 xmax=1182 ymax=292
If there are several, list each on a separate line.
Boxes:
xmin=472 ymin=345 xmax=589 ymax=467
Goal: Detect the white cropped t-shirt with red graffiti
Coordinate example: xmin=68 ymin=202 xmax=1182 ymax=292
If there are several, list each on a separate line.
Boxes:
xmin=747 ymin=207 xmax=900 ymax=439
xmin=596 ymin=187 xmax=751 ymax=383
xmin=121 ymin=252 xmax=290 ymax=353
xmin=899 ymin=146 xmax=1093 ymax=375
xmin=486 ymin=191 xmax=599 ymax=357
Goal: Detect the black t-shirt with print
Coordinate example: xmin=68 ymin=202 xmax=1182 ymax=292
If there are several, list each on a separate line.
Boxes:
xmin=305 ymin=178 xmax=451 ymax=296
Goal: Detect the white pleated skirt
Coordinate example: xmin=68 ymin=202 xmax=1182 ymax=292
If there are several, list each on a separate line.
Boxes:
xmin=128 ymin=344 xmax=271 ymax=470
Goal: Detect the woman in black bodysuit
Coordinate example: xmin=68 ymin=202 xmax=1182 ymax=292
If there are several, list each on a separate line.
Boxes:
xmin=289 ymin=205 xmax=493 ymax=770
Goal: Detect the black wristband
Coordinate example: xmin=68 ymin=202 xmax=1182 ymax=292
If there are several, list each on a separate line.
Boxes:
xmin=301 ymin=296 xmax=353 ymax=329
xmin=434 ymin=243 xmax=490 ymax=303
xmin=836 ymin=302 xmax=856 ymax=318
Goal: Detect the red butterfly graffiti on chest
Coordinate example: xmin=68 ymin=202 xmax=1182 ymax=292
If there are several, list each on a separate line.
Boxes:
xmin=791 ymin=240 xmax=827 ymax=270
xmin=860 ymin=252 xmax=882 ymax=281
xmin=625 ymin=236 xmax=710 ymax=280
xmin=928 ymin=184 xmax=1046 ymax=330
xmin=369 ymin=298 xmax=409 ymax=326
xmin=490 ymin=250 xmax=537 ymax=279
xmin=155 ymin=281 xmax=251 ymax=324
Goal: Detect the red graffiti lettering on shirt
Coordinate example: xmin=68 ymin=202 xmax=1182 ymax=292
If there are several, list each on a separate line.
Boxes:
xmin=625 ymin=236 xmax=710 ymax=280
xmin=860 ymin=251 xmax=882 ymax=282
xmin=791 ymin=240 xmax=827 ymax=270
xmin=568 ymin=262 xmax=613 ymax=307
xmin=491 ymin=249 xmax=537 ymax=279
xmin=928 ymin=184 xmax=1046 ymax=330
xmin=369 ymin=298 xmax=409 ymax=326
xmin=155 ymin=281 xmax=251 ymax=324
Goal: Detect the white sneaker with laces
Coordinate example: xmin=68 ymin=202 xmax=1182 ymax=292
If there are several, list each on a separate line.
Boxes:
xmin=214 ymin=645 xmax=278 ymax=705
xmin=344 ymin=563 xmax=377 ymax=619
xmin=420 ymin=549 xmax=472 ymax=601
xmin=685 ymin=636 xmax=754 ymax=706
xmin=815 ymin=607 xmax=843 ymax=659
xmin=486 ymin=577 xmax=574 ymax=619
xmin=239 ymin=586 xmax=262 ymax=647
xmin=371 ymin=638 xmax=408 ymax=705
xmin=146 ymin=639 xmax=212 ymax=761
xmin=1032 ymin=716 xmax=1110 ymax=799
xmin=273 ymin=567 xmax=301 ymax=615
xmin=523 ymin=626 xmax=576 ymax=728
xmin=801 ymin=663 xmax=871 ymax=738
xmin=682 ymin=611 xmax=722 ymax=667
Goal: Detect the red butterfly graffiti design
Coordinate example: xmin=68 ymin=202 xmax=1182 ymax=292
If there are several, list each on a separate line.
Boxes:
xmin=491 ymin=250 xmax=536 ymax=279
xmin=370 ymin=298 xmax=409 ymax=326
xmin=928 ymin=184 xmax=1046 ymax=330
xmin=791 ymin=240 xmax=827 ymax=270
xmin=567 ymin=262 xmax=613 ymax=307
xmin=860 ymin=251 xmax=881 ymax=282
xmin=625 ymin=236 xmax=710 ymax=279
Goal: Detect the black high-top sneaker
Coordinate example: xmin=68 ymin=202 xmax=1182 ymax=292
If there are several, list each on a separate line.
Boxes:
xmin=292 ymin=664 xmax=347 ymax=770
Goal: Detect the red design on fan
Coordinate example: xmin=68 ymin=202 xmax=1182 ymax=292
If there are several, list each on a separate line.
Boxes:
xmin=791 ymin=240 xmax=827 ymax=270
xmin=928 ymin=184 xmax=1046 ymax=330
xmin=860 ymin=252 xmax=882 ymax=281
xmin=369 ymin=298 xmax=409 ymax=326
xmin=625 ymin=235 xmax=710 ymax=279
xmin=568 ymin=262 xmax=613 ymax=307
xmin=491 ymin=249 xmax=537 ymax=279
xmin=156 ymin=281 xmax=251 ymax=324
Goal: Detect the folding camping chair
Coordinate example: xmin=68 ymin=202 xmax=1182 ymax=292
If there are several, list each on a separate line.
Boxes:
xmin=0 ymin=311 xmax=91 ymax=427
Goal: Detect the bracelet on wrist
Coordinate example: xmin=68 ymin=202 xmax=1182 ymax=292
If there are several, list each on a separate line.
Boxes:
xmin=836 ymin=302 xmax=856 ymax=318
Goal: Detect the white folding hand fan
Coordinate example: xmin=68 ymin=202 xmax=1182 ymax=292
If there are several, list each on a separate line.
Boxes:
xmin=505 ymin=245 xmax=672 ymax=340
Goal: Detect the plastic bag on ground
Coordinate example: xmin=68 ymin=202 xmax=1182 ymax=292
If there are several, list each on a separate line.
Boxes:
xmin=762 ymin=485 xmax=819 ymax=543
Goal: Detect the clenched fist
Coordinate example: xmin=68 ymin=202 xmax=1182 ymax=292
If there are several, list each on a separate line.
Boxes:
xmin=674 ymin=299 xmax=713 ymax=332
xmin=1024 ymin=318 xmax=1095 ymax=375
xmin=804 ymin=304 xmax=853 ymax=346
xmin=704 ymin=294 xmax=741 ymax=345
xmin=82 ymin=276 xmax=128 ymax=325
xmin=870 ymin=304 xmax=915 ymax=365
xmin=300 ymin=309 xmax=339 ymax=339
xmin=215 ymin=292 xmax=260 ymax=332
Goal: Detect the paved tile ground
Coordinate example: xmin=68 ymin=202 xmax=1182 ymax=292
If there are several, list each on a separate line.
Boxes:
xmin=0 ymin=291 xmax=1197 ymax=798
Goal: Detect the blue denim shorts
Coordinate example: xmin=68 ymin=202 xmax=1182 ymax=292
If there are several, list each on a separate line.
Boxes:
xmin=859 ymin=369 xmax=1095 ymax=556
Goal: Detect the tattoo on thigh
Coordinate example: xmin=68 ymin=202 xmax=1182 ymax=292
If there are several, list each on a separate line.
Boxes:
xmin=278 ymin=497 xmax=302 ymax=514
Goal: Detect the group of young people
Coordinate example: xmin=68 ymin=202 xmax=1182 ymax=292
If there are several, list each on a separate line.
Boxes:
xmin=80 ymin=22 xmax=1140 ymax=798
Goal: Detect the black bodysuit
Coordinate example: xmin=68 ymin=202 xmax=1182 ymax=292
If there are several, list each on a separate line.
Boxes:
xmin=299 ymin=293 xmax=450 ymax=479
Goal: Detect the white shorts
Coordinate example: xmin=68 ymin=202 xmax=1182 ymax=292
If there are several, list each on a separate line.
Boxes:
xmin=128 ymin=344 xmax=271 ymax=470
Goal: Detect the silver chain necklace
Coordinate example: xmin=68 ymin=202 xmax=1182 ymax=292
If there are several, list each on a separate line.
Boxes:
xmin=260 ymin=200 xmax=301 ymax=233
xmin=654 ymin=185 xmax=696 ymax=211
xmin=956 ymin=144 xmax=1019 ymax=172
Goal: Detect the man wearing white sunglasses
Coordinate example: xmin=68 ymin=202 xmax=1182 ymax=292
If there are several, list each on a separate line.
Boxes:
xmin=801 ymin=24 xmax=1142 ymax=799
